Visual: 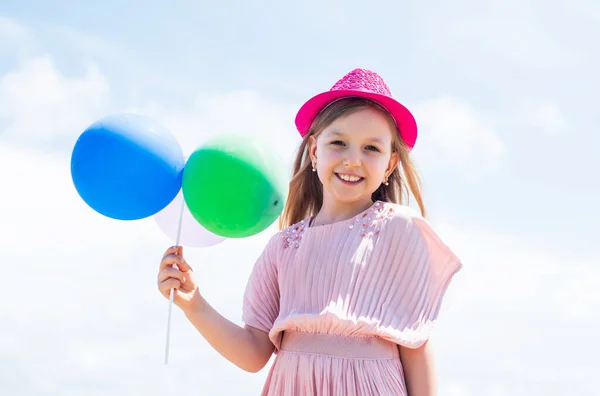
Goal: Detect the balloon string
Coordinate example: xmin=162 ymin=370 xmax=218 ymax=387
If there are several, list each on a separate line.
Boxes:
xmin=165 ymin=197 xmax=185 ymax=365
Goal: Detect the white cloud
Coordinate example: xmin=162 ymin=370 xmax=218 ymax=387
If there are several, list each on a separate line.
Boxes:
xmin=440 ymin=382 xmax=471 ymax=396
xmin=439 ymin=381 xmax=596 ymax=396
xmin=0 ymin=50 xmax=300 ymax=169
xmin=519 ymin=99 xmax=566 ymax=135
xmin=49 ymin=25 xmax=128 ymax=63
xmin=0 ymin=56 xmax=111 ymax=150
xmin=435 ymin=221 xmax=598 ymax=314
xmin=431 ymin=220 xmax=599 ymax=396
xmin=410 ymin=96 xmax=507 ymax=181
xmin=419 ymin=0 xmax=578 ymax=69
xmin=0 ymin=15 xmax=31 ymax=45
xmin=565 ymin=0 xmax=600 ymax=22
xmin=126 ymin=90 xmax=301 ymax=173
xmin=555 ymin=274 xmax=600 ymax=318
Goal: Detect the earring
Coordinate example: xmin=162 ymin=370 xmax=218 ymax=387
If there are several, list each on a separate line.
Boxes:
xmin=312 ymin=162 xmax=316 ymax=172
xmin=383 ymin=177 xmax=389 ymax=186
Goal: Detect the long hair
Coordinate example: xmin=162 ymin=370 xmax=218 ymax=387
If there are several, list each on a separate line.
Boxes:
xmin=279 ymin=97 xmax=426 ymax=229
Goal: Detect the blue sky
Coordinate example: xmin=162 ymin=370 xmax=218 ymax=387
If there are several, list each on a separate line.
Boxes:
xmin=0 ymin=1 xmax=598 ymax=395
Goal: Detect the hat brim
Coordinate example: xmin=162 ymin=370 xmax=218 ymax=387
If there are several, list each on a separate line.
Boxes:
xmin=295 ymin=89 xmax=418 ymax=149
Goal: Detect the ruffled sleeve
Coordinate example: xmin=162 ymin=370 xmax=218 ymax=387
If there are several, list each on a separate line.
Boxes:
xmin=242 ymin=233 xmax=281 ymax=335
xmin=377 ymin=209 xmax=463 ymax=348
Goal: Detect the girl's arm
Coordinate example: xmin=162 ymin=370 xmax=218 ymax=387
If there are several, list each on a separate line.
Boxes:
xmin=400 ymin=340 xmax=438 ymax=396
xmin=184 ymin=296 xmax=275 ymax=373
xmin=158 ymin=247 xmax=274 ymax=373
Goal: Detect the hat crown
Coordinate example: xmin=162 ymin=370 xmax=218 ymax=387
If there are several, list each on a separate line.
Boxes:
xmin=330 ymin=68 xmax=392 ymax=97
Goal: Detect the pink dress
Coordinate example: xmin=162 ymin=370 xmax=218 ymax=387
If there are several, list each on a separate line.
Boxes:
xmin=242 ymin=201 xmax=462 ymax=395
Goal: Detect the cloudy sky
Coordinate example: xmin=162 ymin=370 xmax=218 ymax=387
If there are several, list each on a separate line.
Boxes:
xmin=1 ymin=0 xmax=598 ymax=395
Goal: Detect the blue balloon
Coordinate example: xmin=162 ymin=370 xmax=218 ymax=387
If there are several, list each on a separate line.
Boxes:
xmin=70 ymin=113 xmax=185 ymax=220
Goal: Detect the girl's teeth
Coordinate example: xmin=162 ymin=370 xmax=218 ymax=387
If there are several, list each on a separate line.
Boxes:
xmin=339 ymin=174 xmax=361 ymax=182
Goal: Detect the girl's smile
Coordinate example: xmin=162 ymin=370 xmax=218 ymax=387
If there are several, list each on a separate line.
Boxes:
xmin=335 ymin=172 xmax=364 ymax=185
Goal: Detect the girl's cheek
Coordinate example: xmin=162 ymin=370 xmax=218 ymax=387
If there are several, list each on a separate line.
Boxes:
xmin=323 ymin=151 xmax=339 ymax=162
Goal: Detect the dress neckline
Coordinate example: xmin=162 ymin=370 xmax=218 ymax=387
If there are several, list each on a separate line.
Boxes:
xmin=281 ymin=201 xmax=394 ymax=249
xmin=306 ymin=201 xmax=382 ymax=230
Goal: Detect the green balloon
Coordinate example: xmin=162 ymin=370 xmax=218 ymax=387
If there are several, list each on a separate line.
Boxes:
xmin=182 ymin=134 xmax=288 ymax=238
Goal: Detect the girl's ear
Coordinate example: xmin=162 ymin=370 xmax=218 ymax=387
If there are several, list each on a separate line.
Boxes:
xmin=386 ymin=152 xmax=400 ymax=176
xmin=308 ymin=135 xmax=318 ymax=164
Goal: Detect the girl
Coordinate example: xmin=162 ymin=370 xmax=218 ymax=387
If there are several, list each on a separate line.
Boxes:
xmin=157 ymin=68 xmax=462 ymax=395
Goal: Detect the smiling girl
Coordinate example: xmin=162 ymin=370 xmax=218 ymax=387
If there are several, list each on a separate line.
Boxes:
xmin=157 ymin=68 xmax=463 ymax=395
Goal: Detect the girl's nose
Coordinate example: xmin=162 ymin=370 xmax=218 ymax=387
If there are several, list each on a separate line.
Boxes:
xmin=343 ymin=151 xmax=362 ymax=168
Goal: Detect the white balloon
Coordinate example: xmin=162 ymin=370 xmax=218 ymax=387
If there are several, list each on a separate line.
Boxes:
xmin=154 ymin=190 xmax=226 ymax=248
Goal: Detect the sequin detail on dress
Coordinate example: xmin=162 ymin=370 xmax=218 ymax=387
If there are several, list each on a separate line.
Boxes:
xmin=282 ymin=219 xmax=307 ymax=249
xmin=356 ymin=201 xmax=396 ymax=237
xmin=282 ymin=201 xmax=396 ymax=248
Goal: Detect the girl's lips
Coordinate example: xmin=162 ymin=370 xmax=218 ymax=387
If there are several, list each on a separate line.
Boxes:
xmin=335 ymin=173 xmax=364 ymax=185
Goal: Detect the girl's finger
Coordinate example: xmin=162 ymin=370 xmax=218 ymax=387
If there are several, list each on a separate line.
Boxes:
xmin=157 ymin=266 xmax=185 ymax=284
xmin=159 ymin=253 xmax=184 ymax=271
xmin=162 ymin=246 xmax=179 ymax=258
xmin=176 ymin=257 xmax=192 ymax=272
xmin=159 ymin=278 xmax=181 ymax=297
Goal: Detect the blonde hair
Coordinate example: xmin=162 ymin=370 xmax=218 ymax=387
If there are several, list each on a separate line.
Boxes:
xmin=279 ymin=97 xmax=425 ymax=229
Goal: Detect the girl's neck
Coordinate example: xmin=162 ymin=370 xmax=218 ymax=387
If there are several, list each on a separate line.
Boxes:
xmin=311 ymin=197 xmax=374 ymax=227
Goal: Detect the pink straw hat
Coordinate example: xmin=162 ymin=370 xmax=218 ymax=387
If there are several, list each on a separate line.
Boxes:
xmin=295 ymin=68 xmax=418 ymax=149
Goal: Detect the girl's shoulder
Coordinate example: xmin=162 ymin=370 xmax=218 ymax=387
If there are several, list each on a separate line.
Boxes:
xmin=375 ymin=201 xmax=442 ymax=243
xmin=373 ymin=201 xmax=424 ymax=229
xmin=379 ymin=201 xmax=423 ymax=221
xmin=378 ymin=202 xmax=459 ymax=268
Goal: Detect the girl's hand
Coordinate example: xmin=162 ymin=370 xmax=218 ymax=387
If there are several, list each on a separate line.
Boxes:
xmin=157 ymin=246 xmax=202 ymax=313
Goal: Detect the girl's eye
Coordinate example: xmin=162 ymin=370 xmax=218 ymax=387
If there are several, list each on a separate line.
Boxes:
xmin=330 ymin=140 xmax=345 ymax=146
xmin=366 ymin=145 xmax=380 ymax=152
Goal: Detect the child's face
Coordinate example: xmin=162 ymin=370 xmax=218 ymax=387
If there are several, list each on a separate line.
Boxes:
xmin=309 ymin=107 xmax=399 ymax=207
